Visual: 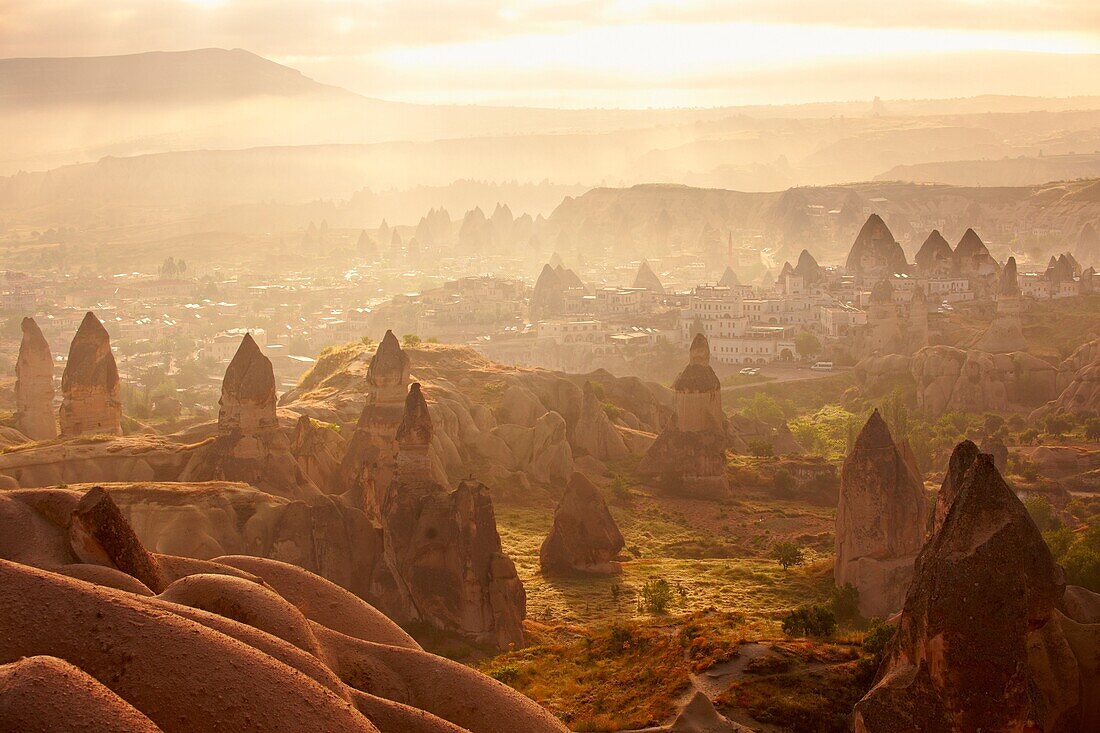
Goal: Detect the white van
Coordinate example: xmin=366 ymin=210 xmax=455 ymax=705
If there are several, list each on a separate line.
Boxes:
xmin=810 ymin=361 xmax=834 ymax=371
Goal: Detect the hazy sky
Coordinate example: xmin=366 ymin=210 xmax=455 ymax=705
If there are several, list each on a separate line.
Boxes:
xmin=5 ymin=0 xmax=1100 ymax=107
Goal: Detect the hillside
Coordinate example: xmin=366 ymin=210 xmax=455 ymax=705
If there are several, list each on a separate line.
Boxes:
xmin=877 ymin=153 xmax=1100 ymax=187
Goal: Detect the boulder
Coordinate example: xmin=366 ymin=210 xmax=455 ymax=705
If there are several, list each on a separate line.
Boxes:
xmin=834 ymin=410 xmax=927 ymax=618
xmin=59 ymin=312 xmax=122 ymax=437
xmin=540 ymin=472 xmax=624 ymax=575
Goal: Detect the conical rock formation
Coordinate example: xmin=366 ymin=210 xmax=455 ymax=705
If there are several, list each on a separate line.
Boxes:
xmin=15 ymin=317 xmax=56 ymax=440
xmin=854 ymin=453 xmax=1067 ymax=733
xmin=59 ymin=312 xmax=122 ymax=437
xmin=834 ymin=410 xmax=927 ymax=617
xmin=540 ymin=472 xmax=625 ymax=575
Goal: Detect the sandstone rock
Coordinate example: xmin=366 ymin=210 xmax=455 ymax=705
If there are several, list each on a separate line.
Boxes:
xmin=909 ymin=346 xmax=1058 ymax=416
xmin=527 ymin=411 xmax=574 ymax=485
xmin=864 ymin=279 xmax=902 ymax=355
xmin=1043 ymin=352 xmax=1100 ymax=418
xmin=290 ymin=414 xmax=346 ymax=492
xmin=381 ymin=384 xmax=527 ymax=649
xmin=913 ymin=229 xmax=953 ymax=277
xmin=718 ymin=266 xmax=740 ymax=287
xmin=845 ymin=215 xmax=909 ymax=281
xmin=14 ymin=317 xmax=56 ymax=441
xmin=932 ymin=439 xmax=980 ymax=534
xmin=180 ymin=337 xmax=316 ymax=500
xmin=335 ymin=330 xmax=410 ymax=515
xmin=571 ymin=382 xmax=629 ymax=461
xmin=1077 ymin=222 xmax=1100 ymax=268
xmin=0 ymin=655 xmax=163 ymax=733
xmin=68 ymin=486 xmax=168 ymax=593
xmin=218 ymin=333 xmax=277 ymax=436
xmin=59 ymin=312 xmax=122 ymax=437
xmin=793 ymin=249 xmax=824 ymax=285
xmin=540 ymin=472 xmax=624 ymax=575
xmin=854 ymin=454 xmax=1066 ymax=732
xmin=632 ymin=259 xmax=665 ymax=294
xmin=905 ymin=287 xmax=928 ymax=353
xmin=638 ymin=334 xmax=728 ymax=494
xmin=834 ymin=410 xmax=927 ymax=618
xmin=974 ymin=256 xmax=1026 ymax=353
xmin=673 ymin=334 xmax=724 ymax=432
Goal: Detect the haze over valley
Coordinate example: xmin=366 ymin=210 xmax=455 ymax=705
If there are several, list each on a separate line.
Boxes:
xmin=2 ymin=4 xmax=1100 ymax=733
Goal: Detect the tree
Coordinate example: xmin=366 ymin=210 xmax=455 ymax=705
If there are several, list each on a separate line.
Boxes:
xmin=794 ymin=331 xmax=821 ymax=358
xmin=1024 ymin=495 xmax=1060 ymax=532
xmin=771 ymin=540 xmax=805 ymax=570
xmin=401 ymin=334 xmax=422 ymax=348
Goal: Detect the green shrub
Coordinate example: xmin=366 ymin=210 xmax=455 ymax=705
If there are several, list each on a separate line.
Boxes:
xmin=781 ymin=605 xmax=836 ymax=637
xmin=638 ymin=578 xmax=674 ymax=614
xmin=488 ymin=664 xmax=521 ymax=684
xmin=862 ymin=618 xmax=895 ymax=663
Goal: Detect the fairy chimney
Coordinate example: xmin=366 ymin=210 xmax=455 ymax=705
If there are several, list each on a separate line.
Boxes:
xmin=59 ymin=312 xmax=122 ymax=437
xmin=15 ymin=317 xmax=57 ymax=440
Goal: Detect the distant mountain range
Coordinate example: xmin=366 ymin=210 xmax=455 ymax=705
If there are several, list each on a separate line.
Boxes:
xmin=4 ymin=48 xmax=1100 ymax=195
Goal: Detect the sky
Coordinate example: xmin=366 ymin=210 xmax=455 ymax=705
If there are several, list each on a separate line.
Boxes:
xmin=4 ymin=0 xmax=1100 ymax=107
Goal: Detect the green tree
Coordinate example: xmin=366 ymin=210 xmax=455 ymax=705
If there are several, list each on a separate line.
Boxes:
xmin=1024 ymin=496 xmax=1061 ymax=532
xmin=401 ymin=334 xmax=422 ymax=348
xmin=771 ymin=541 xmax=805 ymax=570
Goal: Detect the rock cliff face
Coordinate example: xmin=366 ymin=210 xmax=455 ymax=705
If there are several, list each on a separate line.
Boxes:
xmin=834 ymin=410 xmax=927 ymax=618
xmin=1033 ymin=338 xmax=1100 ymax=418
xmin=637 ymin=334 xmax=728 ymax=495
xmin=14 ymin=317 xmax=56 ymax=441
xmin=909 ymin=346 xmax=1057 ymax=416
xmin=540 ymin=472 xmax=625 ymax=575
xmin=1077 ymin=222 xmax=1100 ymax=268
xmin=854 ymin=452 xmax=1079 ymax=733
xmin=59 ymin=312 xmax=122 ymax=437
xmin=180 ymin=335 xmax=317 ymax=500
xmin=973 ymin=256 xmax=1026 ymax=353
xmin=0 ymin=486 xmax=567 ymax=733
xmin=381 ymin=384 xmax=527 ymax=650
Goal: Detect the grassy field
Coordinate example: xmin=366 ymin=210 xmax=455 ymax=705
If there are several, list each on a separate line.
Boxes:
xmin=481 ymin=475 xmax=850 ymax=732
